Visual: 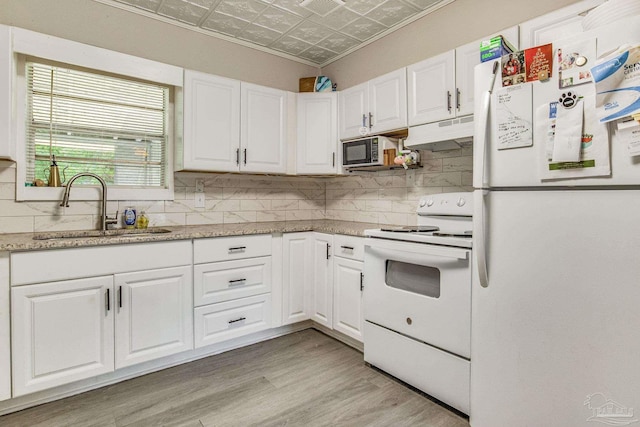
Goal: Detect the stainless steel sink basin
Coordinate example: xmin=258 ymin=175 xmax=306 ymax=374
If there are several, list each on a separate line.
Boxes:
xmin=33 ymin=228 xmax=172 ymax=241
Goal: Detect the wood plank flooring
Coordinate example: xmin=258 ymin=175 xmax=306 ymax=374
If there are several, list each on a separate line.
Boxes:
xmin=0 ymin=329 xmax=470 ymax=427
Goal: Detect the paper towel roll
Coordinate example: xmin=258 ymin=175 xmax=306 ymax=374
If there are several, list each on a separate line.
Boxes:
xmin=583 ymin=0 xmax=640 ymax=31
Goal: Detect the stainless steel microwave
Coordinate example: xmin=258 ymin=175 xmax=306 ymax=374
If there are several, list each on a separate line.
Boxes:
xmin=342 ymin=136 xmax=396 ymax=168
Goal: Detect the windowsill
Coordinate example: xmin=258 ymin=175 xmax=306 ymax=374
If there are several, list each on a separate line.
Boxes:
xmin=16 ymin=186 xmax=174 ymax=202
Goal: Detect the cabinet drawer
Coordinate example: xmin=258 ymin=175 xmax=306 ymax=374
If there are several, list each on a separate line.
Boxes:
xmin=333 ymin=234 xmax=365 ymax=261
xmin=194 ymin=294 xmax=271 ymax=348
xmin=194 ymin=257 xmax=271 ymax=306
xmin=193 ymin=234 xmax=271 ymax=264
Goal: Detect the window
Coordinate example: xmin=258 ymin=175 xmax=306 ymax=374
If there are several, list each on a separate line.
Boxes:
xmin=25 ymin=60 xmax=170 ymax=189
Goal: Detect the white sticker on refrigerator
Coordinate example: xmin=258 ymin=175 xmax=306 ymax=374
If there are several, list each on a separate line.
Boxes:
xmin=495 ymin=84 xmax=533 ymax=150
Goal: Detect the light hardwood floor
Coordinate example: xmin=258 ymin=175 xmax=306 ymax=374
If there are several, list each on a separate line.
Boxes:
xmin=0 ymin=329 xmax=471 ymax=427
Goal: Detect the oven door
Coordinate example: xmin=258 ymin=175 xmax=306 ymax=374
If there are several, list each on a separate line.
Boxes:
xmin=364 ymin=238 xmax=471 ymax=358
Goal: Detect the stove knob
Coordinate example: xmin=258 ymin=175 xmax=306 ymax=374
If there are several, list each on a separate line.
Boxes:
xmin=457 ymin=197 xmax=466 ymax=207
xmin=426 ymin=199 xmax=434 ymax=207
xmin=419 ymin=199 xmax=426 ymax=207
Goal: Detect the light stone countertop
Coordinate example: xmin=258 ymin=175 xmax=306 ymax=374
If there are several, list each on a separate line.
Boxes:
xmin=0 ymin=220 xmax=379 ymax=252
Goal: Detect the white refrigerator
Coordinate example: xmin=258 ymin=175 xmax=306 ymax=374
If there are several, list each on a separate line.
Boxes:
xmin=471 ymin=15 xmax=640 ymax=427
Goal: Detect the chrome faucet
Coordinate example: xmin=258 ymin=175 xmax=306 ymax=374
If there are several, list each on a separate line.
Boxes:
xmin=60 ymin=172 xmax=118 ymax=232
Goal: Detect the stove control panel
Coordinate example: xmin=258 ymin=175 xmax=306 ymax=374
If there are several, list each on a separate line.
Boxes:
xmin=417 ymin=192 xmax=473 ymax=216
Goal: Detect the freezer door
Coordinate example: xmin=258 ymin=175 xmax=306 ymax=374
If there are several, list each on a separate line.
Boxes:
xmin=471 ymin=190 xmax=640 ymax=427
xmin=473 ymin=15 xmax=640 ymax=189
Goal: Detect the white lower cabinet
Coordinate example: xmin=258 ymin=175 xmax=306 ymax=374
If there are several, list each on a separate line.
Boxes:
xmin=192 ymin=234 xmax=273 ymax=348
xmin=194 ymin=294 xmax=271 ymax=348
xmin=310 ymin=233 xmax=333 ymax=328
xmin=282 ymin=233 xmax=312 ymax=325
xmin=12 ymin=266 xmax=193 ymax=397
xmin=333 ymin=257 xmax=364 ymax=342
xmin=11 ymin=276 xmax=115 ymax=397
xmin=114 ymin=266 xmax=193 ymax=369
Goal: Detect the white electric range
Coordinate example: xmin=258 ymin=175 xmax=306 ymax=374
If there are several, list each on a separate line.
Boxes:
xmin=363 ymin=192 xmax=473 ymax=415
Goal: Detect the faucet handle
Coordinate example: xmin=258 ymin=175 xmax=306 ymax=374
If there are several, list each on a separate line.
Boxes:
xmin=106 ymin=210 xmax=119 ymax=225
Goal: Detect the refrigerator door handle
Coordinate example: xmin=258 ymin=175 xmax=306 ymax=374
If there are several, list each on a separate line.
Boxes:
xmin=474 ymin=190 xmax=489 ymax=288
xmin=473 ymin=61 xmax=499 ymax=189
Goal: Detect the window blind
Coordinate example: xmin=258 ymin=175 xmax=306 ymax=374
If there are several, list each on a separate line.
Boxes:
xmin=25 ymin=61 xmax=169 ymax=188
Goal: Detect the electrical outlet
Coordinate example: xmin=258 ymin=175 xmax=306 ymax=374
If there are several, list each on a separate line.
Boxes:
xmin=195 ymin=179 xmax=204 ymax=193
xmin=195 ymin=192 xmax=205 ymax=208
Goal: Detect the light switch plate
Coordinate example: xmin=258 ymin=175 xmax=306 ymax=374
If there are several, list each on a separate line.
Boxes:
xmin=195 ymin=192 xmax=205 ymax=208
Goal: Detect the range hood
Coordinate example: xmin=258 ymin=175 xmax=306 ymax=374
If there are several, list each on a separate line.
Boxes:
xmin=404 ymin=115 xmax=474 ymax=151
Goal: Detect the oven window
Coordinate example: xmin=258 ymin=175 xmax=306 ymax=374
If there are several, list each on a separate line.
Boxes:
xmin=385 ymin=260 xmax=440 ymax=298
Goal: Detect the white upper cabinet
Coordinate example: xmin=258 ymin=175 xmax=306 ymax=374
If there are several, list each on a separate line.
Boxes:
xmin=0 ymin=25 xmax=14 ymax=161
xmin=179 ymin=72 xmax=288 ymax=174
xmin=241 ymin=82 xmax=287 ymax=174
xmin=408 ymin=50 xmax=455 ymax=126
xmin=409 ymin=26 xmax=519 ymax=126
xmin=339 ymin=68 xmax=407 ymax=140
xmin=369 ymin=69 xmax=407 ymax=135
xmin=297 ymin=92 xmax=338 ymax=174
xmin=339 ymin=81 xmax=368 ymax=140
xmin=519 ymin=0 xmax=605 ymax=48
xmin=181 ymin=70 xmax=240 ymax=172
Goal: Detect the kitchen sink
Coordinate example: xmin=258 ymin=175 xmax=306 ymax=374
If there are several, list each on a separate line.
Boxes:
xmin=32 ymin=228 xmax=172 ymax=241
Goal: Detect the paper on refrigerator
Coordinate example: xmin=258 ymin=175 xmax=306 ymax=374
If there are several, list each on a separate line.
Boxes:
xmin=537 ymin=93 xmax=611 ymax=180
xmin=616 ymin=117 xmax=640 ymax=156
xmin=591 ymin=44 xmax=640 ymax=122
xmin=494 ymin=84 xmax=533 ymax=150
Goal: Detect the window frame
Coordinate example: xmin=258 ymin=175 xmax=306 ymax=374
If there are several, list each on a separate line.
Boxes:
xmin=12 ymin=27 xmax=183 ymax=202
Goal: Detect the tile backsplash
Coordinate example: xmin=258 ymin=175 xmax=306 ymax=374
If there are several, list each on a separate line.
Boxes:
xmin=0 ymin=147 xmax=472 ymax=234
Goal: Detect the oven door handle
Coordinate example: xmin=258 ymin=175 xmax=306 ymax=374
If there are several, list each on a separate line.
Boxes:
xmin=365 ymin=239 xmax=469 ymax=261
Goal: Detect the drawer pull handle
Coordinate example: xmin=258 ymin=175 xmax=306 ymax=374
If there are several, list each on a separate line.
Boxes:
xmin=228 ymin=246 xmax=246 ymax=253
xmin=228 ymin=317 xmax=246 ymax=324
xmin=228 ymin=279 xmax=247 ymax=286
xmin=341 ymin=245 xmax=354 ymax=250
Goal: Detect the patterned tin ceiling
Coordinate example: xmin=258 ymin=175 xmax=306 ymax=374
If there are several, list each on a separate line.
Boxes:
xmin=98 ymin=0 xmax=454 ymax=66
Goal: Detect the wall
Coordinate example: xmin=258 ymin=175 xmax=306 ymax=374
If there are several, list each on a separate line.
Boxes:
xmin=0 ymin=0 xmax=319 ymax=91
xmin=0 ymin=146 xmax=472 ymax=233
xmin=322 ymin=0 xmax=583 ymax=89
xmin=0 ymin=162 xmax=325 ymax=233
xmin=326 ymin=147 xmax=472 ymax=225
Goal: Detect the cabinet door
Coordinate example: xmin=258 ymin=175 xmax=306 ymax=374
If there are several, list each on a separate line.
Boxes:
xmin=407 ymin=50 xmax=455 ymax=126
xmin=0 ymin=253 xmax=10 ymax=402
xmin=11 ymin=276 xmax=115 ymax=397
xmin=282 ymin=233 xmax=312 ymax=325
xmin=114 ymin=266 xmax=193 ymax=369
xmin=311 ymin=233 xmax=333 ymax=328
xmin=297 ymin=92 xmax=338 ymax=174
xmin=0 ymin=25 xmax=14 ymax=161
xmin=519 ymin=0 xmax=604 ymax=48
xmin=339 ymin=82 xmax=368 ymax=140
xmin=455 ymin=26 xmax=519 ymax=118
xmin=333 ymin=257 xmax=363 ymax=342
xmin=369 ymin=68 xmax=407 ymax=134
xmin=241 ymin=83 xmax=287 ymax=173
xmin=182 ymin=70 xmax=240 ymax=172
